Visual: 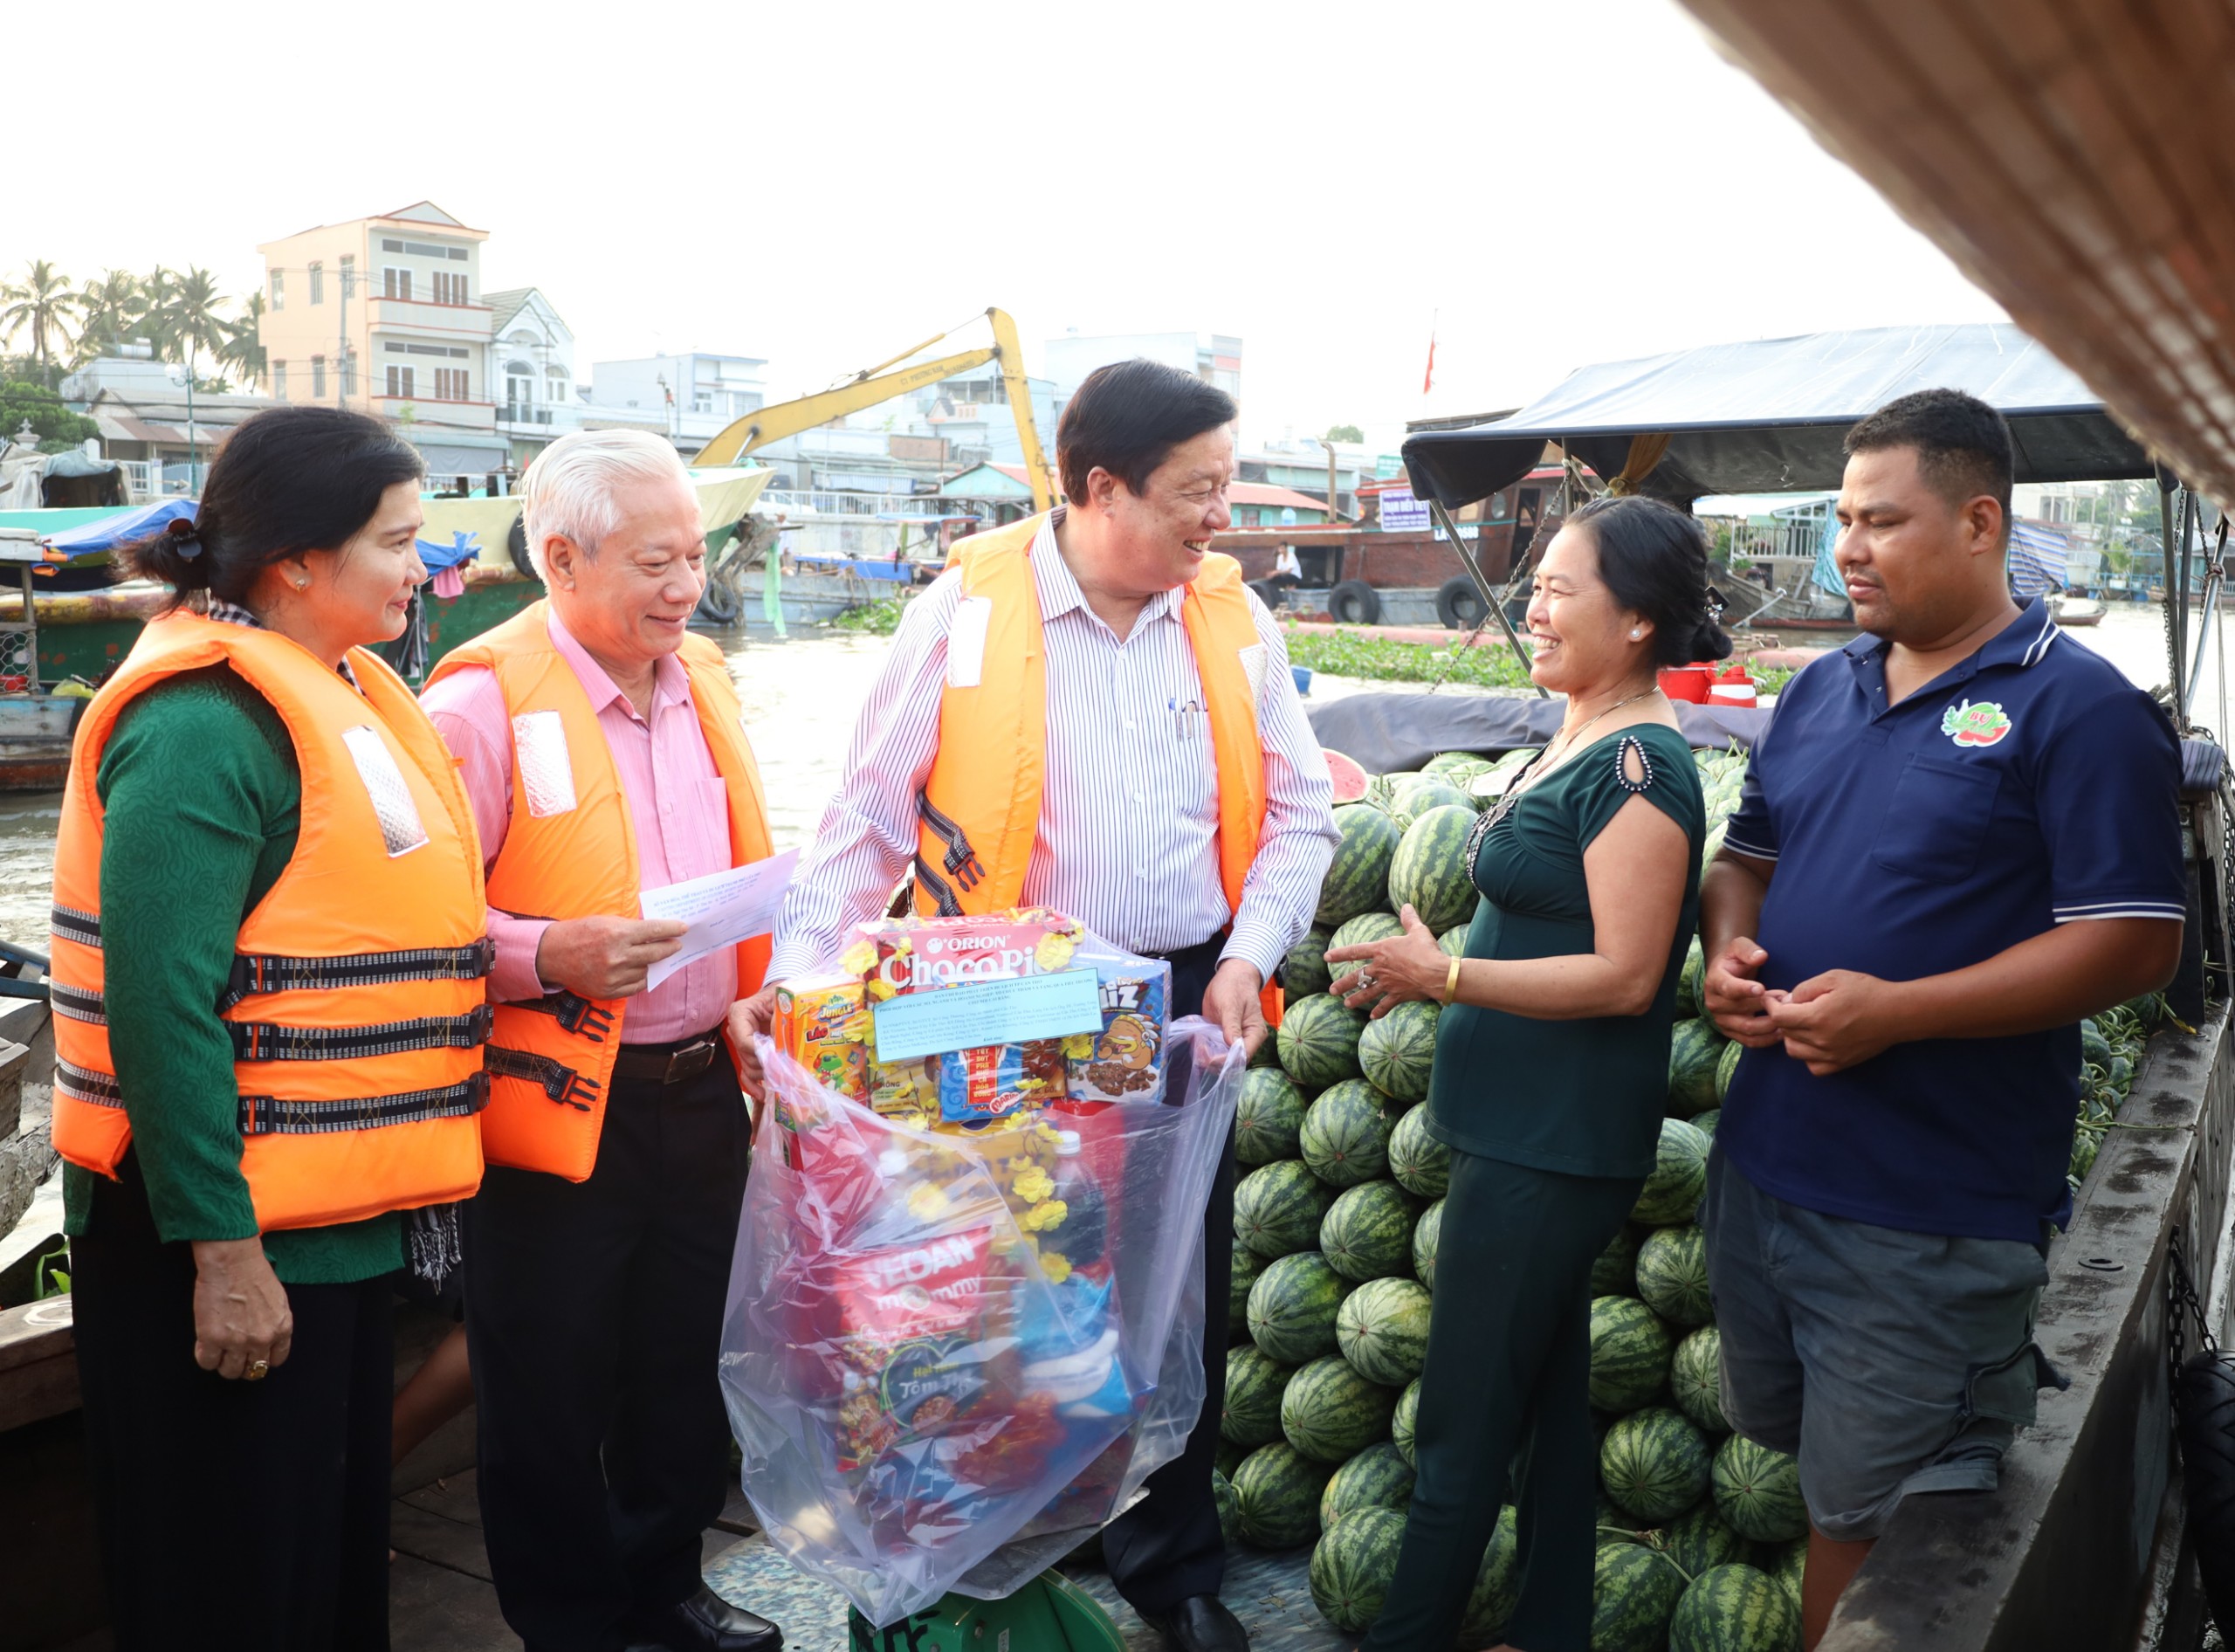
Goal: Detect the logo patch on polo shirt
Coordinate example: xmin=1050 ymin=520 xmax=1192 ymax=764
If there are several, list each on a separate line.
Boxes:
xmin=1941 ymin=699 xmax=2013 ymax=748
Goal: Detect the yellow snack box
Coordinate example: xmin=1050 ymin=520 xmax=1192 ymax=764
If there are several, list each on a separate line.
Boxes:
xmin=773 ymin=975 xmax=871 ymax=1102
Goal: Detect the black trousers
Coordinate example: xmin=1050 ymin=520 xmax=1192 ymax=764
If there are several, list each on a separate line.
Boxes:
xmin=72 ymin=1152 xmax=394 ymax=1652
xmin=466 ymin=1043 xmax=753 ymax=1652
xmin=1102 ymin=940 xmax=1234 ymax=1614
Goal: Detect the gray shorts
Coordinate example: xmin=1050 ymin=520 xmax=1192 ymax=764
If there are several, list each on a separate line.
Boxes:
xmin=1698 ymin=1143 xmax=2067 ymax=1543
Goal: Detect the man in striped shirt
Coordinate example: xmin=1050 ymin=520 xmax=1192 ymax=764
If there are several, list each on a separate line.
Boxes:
xmin=762 ymin=360 xmax=1338 ymax=1652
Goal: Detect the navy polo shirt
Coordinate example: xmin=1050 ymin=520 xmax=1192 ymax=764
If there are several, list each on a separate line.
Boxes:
xmin=1718 ymin=599 xmax=2185 ymax=1242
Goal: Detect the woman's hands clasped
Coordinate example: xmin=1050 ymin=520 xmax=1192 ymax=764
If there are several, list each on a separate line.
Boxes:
xmin=190 ymin=1236 xmax=293 ymax=1381
xmin=1325 ymin=905 xmax=1448 ymax=1019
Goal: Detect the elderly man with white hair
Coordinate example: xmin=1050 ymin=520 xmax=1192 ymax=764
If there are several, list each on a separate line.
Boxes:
xmin=421 ymin=430 xmax=782 ymax=1652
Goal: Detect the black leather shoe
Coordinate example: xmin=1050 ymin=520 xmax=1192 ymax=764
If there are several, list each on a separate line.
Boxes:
xmin=1147 ymin=1595 xmax=1249 ymax=1652
xmin=629 ymin=1585 xmax=784 ymax=1652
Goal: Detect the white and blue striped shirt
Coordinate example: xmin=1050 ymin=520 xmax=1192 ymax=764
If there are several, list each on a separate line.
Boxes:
xmin=767 ymin=514 xmax=1338 ymax=981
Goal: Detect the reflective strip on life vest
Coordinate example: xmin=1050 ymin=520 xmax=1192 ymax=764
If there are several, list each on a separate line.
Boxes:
xmin=51 ymin=904 xmax=101 ymax=950
xmin=49 ymin=982 xmax=108 ymax=1026
xmin=226 ymin=1004 xmax=494 ymax=1063
xmin=56 ymin=1057 xmax=124 ymax=1110
xmin=219 ymin=939 xmax=497 ymax=1010
xmin=237 ymin=1071 xmax=490 ymax=1137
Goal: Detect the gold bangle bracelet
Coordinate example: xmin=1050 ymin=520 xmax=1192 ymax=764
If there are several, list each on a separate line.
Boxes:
xmin=1442 ymin=956 xmax=1462 ymax=1006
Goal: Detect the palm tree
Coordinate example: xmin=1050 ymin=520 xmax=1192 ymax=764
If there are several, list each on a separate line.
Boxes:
xmin=73 ymin=269 xmax=147 ymax=361
xmin=0 ymin=261 xmax=85 ymax=387
xmin=146 ymin=266 xmax=232 ymax=385
xmin=217 ymin=291 xmax=267 ymax=390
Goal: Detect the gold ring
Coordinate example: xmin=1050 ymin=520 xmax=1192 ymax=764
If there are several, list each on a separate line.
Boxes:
xmin=245 ymin=1359 xmax=270 ymax=1381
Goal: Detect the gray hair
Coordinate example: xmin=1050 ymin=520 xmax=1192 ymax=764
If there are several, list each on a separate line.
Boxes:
xmin=517 ymin=428 xmax=693 ymax=581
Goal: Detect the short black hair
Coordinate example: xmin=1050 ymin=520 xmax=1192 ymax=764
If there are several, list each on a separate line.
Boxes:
xmin=127 ymin=406 xmax=424 ymax=607
xmin=1844 ymin=388 xmax=2014 ymax=527
xmin=1568 ymin=494 xmax=1731 ymax=667
xmin=1056 ymin=359 xmax=1236 ymax=504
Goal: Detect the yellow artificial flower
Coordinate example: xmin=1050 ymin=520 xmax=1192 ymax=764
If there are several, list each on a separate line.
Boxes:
xmin=905 ymin=1181 xmax=952 ymax=1221
xmin=839 ymin=940 xmax=878 ymax=975
xmin=1062 ymin=1034 xmax=1094 ymax=1059
xmin=1011 ymin=1166 xmax=1056 ymax=1205
xmin=1041 ymin=1251 xmax=1073 ymax=1284
xmin=1019 ymin=1198 xmax=1069 ymax=1233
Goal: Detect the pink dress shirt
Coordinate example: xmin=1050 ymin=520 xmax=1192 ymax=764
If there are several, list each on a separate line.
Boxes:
xmin=420 ymin=610 xmax=738 ymax=1044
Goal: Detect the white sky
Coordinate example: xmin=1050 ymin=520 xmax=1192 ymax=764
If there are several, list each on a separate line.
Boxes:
xmin=7 ymin=0 xmax=2005 ymax=456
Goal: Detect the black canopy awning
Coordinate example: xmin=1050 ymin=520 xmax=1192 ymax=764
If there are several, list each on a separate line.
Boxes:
xmin=1401 ymin=324 xmax=2153 ymax=508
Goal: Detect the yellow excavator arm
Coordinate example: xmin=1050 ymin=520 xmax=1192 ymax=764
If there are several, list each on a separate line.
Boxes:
xmin=689 ymin=307 xmax=1056 ymax=513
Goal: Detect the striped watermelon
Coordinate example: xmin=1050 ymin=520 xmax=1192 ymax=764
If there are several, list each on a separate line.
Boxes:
xmin=1675 ymin=936 xmax=1705 ymax=1018
xmin=1283 ymin=928 xmax=1336 ymax=1002
xmin=1668 ymin=1019 xmax=1726 ymax=1117
xmin=1232 ymin=1442 xmax=1335 ymax=1549
xmin=1388 ymin=1103 xmax=1451 ymax=1198
xmin=1672 ymin=1325 xmax=1730 ymax=1435
xmin=1716 ymin=1038 xmax=1743 ymax=1104
xmin=1589 ymin=1295 xmax=1675 ymax=1413
xmin=1393 ymin=776 xmax=1471 ymax=819
xmin=1662 ymin=1500 xmax=1750 ymax=1580
xmin=1691 ymin=1107 xmax=1722 ymax=1141
xmin=1422 ymin=749 xmax=1489 ymax=781
xmin=1216 ymin=1439 xmax=1246 ymax=1480
xmin=1336 ymin=1276 xmax=1434 ymax=1387
xmin=1393 ymin=1378 xmax=1420 ymax=1467
xmin=1301 ymin=1079 xmax=1395 ymax=1187
xmin=1282 ymin=1353 xmax=1399 ymax=1463
xmin=1636 ymin=1224 xmax=1713 ymax=1327
xmin=1599 ymin=1405 xmax=1712 ymax=1523
xmin=1248 ymin=1250 xmax=1351 ymax=1364
xmin=1278 ymin=994 xmax=1367 ymax=1091
xmin=1213 ymin=1468 xmax=1241 ymax=1551
xmin=1592 ymin=1224 xmax=1642 ymax=1298
xmin=1236 ymin=1069 xmax=1310 ymax=1167
xmin=1386 ymin=804 xmax=1481 ymax=933
xmin=1459 ymin=1504 xmax=1522 ymax=1644
xmin=1221 ymin=1344 xmax=1296 ymax=1448
xmin=1234 ymin=1160 xmax=1336 ymax=1259
xmin=1438 ymin=924 xmax=1469 ymax=958
xmin=1713 ymin=1435 xmax=1808 ymax=1544
xmin=1366 ymin=770 xmax=1419 ymax=809
xmin=1323 ymin=749 xmax=1370 ymax=806
xmin=1358 ymin=1000 xmax=1441 ymax=1103
xmin=1319 ymin=1439 xmax=1416 ymax=1529
xmin=1317 ymin=806 xmax=1403 ymax=928
xmin=1308 ymin=1508 xmax=1406 ymax=1632
xmin=1632 ymin=1117 xmax=1712 ymax=1226
xmin=1330 ymin=911 xmax=1406 ymax=955
xmin=1592 ymin=1539 xmax=1688 ymax=1652
xmin=1670 ymin=1563 xmax=1803 ymax=1652
xmin=1230 ymin=1242 xmax=1266 ymax=1333
xmin=1412 ymin=1196 xmax=1443 ymax=1291
xmin=1321 ymin=1179 xmax=1420 ymax=1283
xmin=1596 ymin=1492 xmax=1645 ymax=1547
xmin=1769 ymin=1538 xmax=1806 ymax=1606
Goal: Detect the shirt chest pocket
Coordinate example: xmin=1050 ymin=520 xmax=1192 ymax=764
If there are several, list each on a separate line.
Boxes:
xmin=1872 ymin=754 xmax=2002 ymax=883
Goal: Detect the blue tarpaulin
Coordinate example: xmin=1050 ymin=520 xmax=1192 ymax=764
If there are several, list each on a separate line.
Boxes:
xmin=2008 ymin=521 xmax=2071 ymax=600
xmin=38 ymin=499 xmax=196 ymax=558
xmin=416 ymin=530 xmax=481 ymax=573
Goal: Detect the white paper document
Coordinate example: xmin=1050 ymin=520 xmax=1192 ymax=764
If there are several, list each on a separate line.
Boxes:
xmin=638 ymin=848 xmax=800 ymax=991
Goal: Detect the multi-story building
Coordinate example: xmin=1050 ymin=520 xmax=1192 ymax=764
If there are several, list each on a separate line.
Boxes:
xmin=255 ymin=202 xmax=510 ymax=482
xmin=1042 ymin=330 xmax=1243 ymax=414
xmin=588 ymin=353 xmax=767 ymax=454
xmin=900 ymin=362 xmax=1062 ymax=471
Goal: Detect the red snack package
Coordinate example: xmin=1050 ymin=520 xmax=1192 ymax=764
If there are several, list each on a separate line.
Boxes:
xmin=829 ymin=1223 xmax=998 ymax=1473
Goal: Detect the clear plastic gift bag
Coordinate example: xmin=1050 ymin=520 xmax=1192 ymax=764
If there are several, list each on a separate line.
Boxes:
xmin=721 ymin=1021 xmax=1243 ymax=1626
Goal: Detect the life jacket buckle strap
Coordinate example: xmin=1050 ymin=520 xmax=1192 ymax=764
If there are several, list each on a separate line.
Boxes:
xmin=912 ymin=855 xmax=964 ymax=918
xmin=518 ymin=990 xmax=615 ymax=1042
xmin=915 ymin=795 xmax=984 ymax=888
xmin=486 ymin=1044 xmax=600 ymax=1113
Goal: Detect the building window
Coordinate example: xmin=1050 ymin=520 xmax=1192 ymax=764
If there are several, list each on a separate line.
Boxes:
xmin=311 ymin=355 xmax=326 ymax=397
xmin=692 ymin=393 xmax=712 ymax=413
xmin=272 ymin=361 xmax=287 ymax=399
xmin=547 ymin=368 xmax=569 ymax=404
xmin=308 ymin=263 xmax=323 ymax=305
xmin=269 ymin=270 xmax=284 ymax=310
xmin=383 ymin=267 xmax=413 ymax=302
xmin=433 ymin=368 xmax=469 ymax=402
xmin=387 ymin=365 xmax=415 ymax=400
xmin=430 ymin=270 xmax=469 ymax=306
xmin=339 ymin=255 xmax=354 ymax=299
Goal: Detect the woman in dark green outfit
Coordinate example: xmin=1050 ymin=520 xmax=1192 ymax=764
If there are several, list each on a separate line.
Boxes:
xmin=1328 ymin=496 xmax=1724 ymax=1651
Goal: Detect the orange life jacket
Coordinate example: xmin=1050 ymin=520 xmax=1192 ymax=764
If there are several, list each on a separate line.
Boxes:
xmin=49 ymin=612 xmax=492 ymax=1232
xmin=425 ymin=602 xmax=774 ymax=1180
xmin=917 ymin=513 xmax=1283 ymax=1023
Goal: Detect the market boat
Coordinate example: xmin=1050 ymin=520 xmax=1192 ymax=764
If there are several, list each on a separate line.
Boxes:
xmin=2050 ymin=594 xmax=2108 ymax=628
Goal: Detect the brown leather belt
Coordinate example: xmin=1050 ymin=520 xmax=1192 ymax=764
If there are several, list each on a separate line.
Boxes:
xmin=610 ymin=1036 xmax=721 ymax=1087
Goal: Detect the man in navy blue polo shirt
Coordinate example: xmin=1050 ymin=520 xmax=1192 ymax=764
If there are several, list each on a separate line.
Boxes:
xmin=1700 ymin=388 xmax=2185 ymax=1646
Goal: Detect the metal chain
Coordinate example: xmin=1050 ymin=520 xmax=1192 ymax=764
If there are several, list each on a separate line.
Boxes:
xmin=1426 ymin=452 xmax=1595 ymax=696
xmin=2168 ymin=1229 xmax=2217 ymax=1416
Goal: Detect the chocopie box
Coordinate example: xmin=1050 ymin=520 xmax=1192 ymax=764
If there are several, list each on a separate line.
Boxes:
xmin=840 ymin=909 xmax=1087 ymax=1125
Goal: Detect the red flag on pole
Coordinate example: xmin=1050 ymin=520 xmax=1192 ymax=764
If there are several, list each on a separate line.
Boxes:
xmin=1421 ymin=317 xmax=1438 ymax=395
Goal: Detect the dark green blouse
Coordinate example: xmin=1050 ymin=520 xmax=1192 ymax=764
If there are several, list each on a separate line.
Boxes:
xmin=62 ymin=666 xmax=406 ymax=1285
xmin=1426 ymin=724 xmax=1703 ymax=1180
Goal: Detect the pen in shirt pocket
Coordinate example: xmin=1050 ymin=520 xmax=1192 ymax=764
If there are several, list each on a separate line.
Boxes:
xmin=1169 ymin=696 xmax=1201 ymax=740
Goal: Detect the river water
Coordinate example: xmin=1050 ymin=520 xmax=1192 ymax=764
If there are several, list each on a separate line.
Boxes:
xmin=1 ymin=604 xmax=2225 ymax=958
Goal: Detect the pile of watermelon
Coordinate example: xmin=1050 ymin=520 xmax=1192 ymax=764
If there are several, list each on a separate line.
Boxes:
xmin=1214 ymin=745 xmax=1814 ymax=1652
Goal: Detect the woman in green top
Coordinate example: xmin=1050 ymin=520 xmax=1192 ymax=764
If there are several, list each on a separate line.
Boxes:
xmin=65 ymin=408 xmax=453 ymax=1650
xmin=1328 ymin=497 xmax=1723 ymax=1652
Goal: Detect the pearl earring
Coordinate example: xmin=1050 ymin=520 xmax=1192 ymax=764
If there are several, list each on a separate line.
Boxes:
xmin=1630 ymin=628 xmax=1642 ymax=639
